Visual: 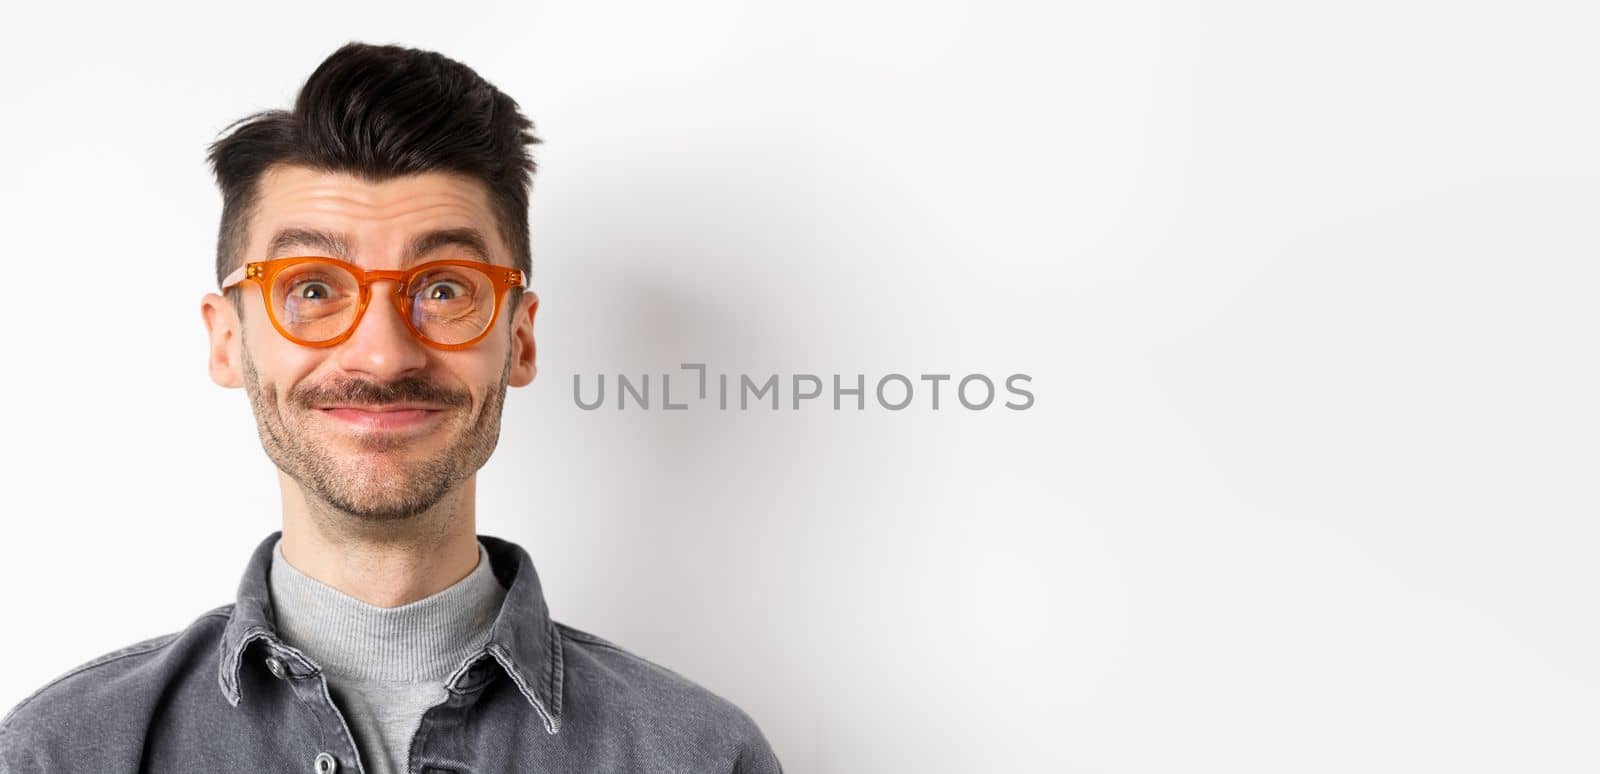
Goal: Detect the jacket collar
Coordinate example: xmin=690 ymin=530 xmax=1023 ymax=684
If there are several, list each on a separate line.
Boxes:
xmin=217 ymin=531 xmax=564 ymax=734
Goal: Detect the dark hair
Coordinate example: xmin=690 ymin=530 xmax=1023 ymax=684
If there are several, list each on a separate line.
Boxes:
xmin=207 ymin=42 xmax=540 ymax=294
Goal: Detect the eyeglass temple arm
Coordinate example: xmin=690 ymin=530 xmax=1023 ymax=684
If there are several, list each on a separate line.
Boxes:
xmin=219 ymin=263 xmax=251 ymax=290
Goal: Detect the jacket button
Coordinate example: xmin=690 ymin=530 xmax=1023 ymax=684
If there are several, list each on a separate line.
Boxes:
xmin=313 ymin=752 xmax=338 ymax=773
xmin=265 ymin=656 xmax=288 ymax=680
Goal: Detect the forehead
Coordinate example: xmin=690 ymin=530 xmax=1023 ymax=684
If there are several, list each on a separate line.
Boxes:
xmin=248 ymin=164 xmax=504 ymax=262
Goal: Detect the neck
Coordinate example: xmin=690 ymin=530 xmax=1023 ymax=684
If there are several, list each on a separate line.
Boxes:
xmin=276 ymin=470 xmax=482 ymax=608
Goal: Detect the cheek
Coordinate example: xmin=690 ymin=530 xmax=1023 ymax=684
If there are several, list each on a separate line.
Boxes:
xmin=452 ymin=343 xmax=512 ymax=381
xmin=244 ymin=321 xmax=327 ymax=392
xmin=443 ymin=354 xmax=512 ymax=406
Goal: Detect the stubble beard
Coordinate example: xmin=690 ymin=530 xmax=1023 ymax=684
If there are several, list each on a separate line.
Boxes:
xmin=239 ymin=331 xmax=511 ymax=523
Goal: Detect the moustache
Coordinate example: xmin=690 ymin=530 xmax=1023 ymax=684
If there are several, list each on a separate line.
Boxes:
xmin=288 ymin=375 xmax=472 ymax=410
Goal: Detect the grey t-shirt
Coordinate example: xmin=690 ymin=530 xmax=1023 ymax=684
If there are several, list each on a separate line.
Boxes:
xmin=268 ymin=539 xmax=506 ymax=774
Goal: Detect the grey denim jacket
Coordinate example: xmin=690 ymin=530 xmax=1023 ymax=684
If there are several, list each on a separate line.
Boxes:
xmin=0 ymin=532 xmax=782 ymax=773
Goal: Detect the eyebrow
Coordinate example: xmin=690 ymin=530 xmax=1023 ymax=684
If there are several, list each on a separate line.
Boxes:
xmin=267 ymin=227 xmax=350 ymax=260
xmin=264 ymin=226 xmax=495 ymax=265
xmin=405 ymin=227 xmax=493 ymax=264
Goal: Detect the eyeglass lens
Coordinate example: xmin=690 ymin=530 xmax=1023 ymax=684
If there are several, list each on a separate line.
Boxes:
xmin=270 ymin=262 xmax=498 ymax=346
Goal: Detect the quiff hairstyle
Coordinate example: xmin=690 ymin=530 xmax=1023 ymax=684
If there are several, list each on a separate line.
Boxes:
xmin=206 ymin=42 xmax=541 ymax=299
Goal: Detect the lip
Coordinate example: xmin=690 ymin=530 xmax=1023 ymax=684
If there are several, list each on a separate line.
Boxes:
xmin=316 ymin=405 xmax=446 ymax=432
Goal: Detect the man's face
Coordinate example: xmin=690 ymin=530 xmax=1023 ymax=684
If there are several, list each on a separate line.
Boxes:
xmin=202 ymin=164 xmax=538 ymax=521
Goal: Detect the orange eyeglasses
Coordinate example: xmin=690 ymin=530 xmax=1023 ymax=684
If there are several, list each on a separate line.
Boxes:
xmin=221 ymin=256 xmax=534 ymax=351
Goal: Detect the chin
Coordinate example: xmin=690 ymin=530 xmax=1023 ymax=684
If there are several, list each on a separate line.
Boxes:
xmin=308 ymin=463 xmax=456 ymax=518
xmin=323 ymin=487 xmax=450 ymax=522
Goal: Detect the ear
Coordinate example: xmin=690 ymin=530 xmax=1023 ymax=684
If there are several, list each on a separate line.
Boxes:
xmin=507 ymin=291 xmax=539 ymax=387
xmin=202 ymin=292 xmax=244 ymax=388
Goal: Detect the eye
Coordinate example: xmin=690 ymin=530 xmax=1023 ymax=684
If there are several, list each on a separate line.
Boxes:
xmin=293 ymin=280 xmax=334 ymax=300
xmin=423 ymin=280 xmax=469 ymax=301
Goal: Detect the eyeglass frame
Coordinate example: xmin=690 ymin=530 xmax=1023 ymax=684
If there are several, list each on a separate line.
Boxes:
xmin=220 ymin=255 xmax=534 ymax=351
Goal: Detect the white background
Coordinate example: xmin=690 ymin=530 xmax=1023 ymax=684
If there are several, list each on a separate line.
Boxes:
xmin=1 ymin=1 xmax=1597 ymax=772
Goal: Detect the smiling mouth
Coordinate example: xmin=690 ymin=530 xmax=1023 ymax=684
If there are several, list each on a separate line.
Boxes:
xmin=317 ymin=405 xmax=446 ymax=432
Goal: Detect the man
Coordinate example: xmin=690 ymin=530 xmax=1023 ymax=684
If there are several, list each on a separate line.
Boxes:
xmin=0 ymin=42 xmax=782 ymax=774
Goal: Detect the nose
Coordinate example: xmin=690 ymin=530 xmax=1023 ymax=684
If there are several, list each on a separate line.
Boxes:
xmin=334 ymin=281 xmax=429 ymax=380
